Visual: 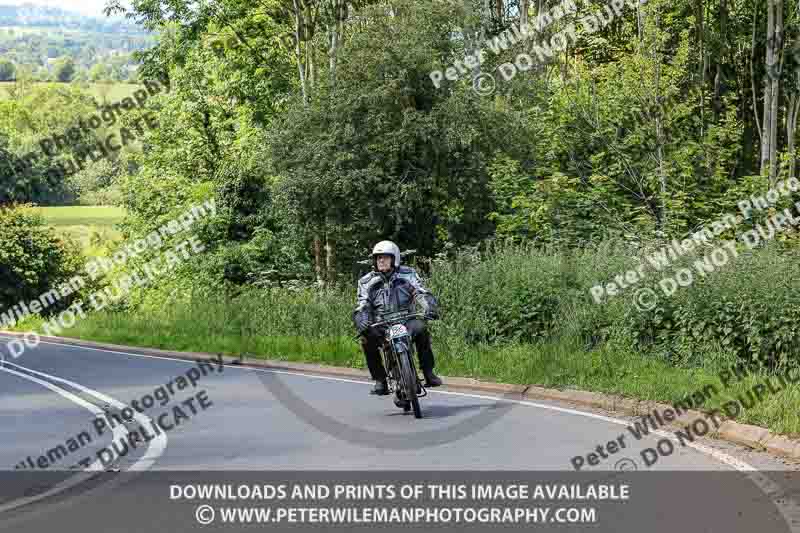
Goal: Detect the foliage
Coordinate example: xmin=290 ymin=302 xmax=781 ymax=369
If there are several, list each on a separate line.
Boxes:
xmin=0 ymin=60 xmax=15 ymax=81
xmin=53 ymin=57 xmax=77 ymax=83
xmin=623 ymin=241 xmax=800 ymax=372
xmin=0 ymin=204 xmax=87 ymax=312
xmin=267 ymin=1 xmax=507 ymax=274
xmin=70 ymin=159 xmax=123 ymax=206
xmin=0 ymin=83 xmax=117 ymax=204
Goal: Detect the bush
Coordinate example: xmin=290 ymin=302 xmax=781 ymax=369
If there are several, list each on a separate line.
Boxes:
xmin=429 ymin=241 xmax=636 ymax=346
xmin=0 ymin=204 xmax=86 ymax=314
xmin=622 ymin=241 xmax=800 ymax=371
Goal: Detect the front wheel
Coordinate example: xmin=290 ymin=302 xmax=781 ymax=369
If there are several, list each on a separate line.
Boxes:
xmin=397 ymin=345 xmax=422 ymax=419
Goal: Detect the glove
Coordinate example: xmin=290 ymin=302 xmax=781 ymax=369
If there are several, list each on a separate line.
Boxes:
xmin=424 ymin=310 xmax=439 ymax=321
xmin=354 ymin=313 xmax=370 ymax=335
xmin=365 ymin=325 xmax=383 ymax=339
xmin=422 ymin=295 xmax=439 ymax=321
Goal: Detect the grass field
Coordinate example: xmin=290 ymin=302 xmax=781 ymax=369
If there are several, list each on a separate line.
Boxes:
xmin=30 ymin=205 xmax=126 ymax=256
xmin=0 ymin=81 xmax=143 ymax=103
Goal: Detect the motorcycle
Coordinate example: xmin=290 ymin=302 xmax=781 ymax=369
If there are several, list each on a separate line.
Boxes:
xmin=362 ymin=310 xmax=428 ymax=419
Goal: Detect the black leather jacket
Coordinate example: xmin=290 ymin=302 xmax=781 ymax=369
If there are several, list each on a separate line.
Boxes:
xmin=352 ymin=266 xmax=439 ymax=332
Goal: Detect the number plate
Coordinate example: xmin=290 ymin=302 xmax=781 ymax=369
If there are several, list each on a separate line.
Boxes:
xmin=389 ymin=324 xmax=409 ymax=339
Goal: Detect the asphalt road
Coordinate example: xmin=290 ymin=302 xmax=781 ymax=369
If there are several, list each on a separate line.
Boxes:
xmin=2 ymin=335 xmax=800 ymax=532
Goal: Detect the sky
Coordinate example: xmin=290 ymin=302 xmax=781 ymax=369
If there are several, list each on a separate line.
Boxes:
xmin=3 ymin=0 xmax=125 ymax=18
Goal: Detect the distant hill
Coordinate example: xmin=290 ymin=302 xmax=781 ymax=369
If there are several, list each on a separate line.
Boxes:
xmin=0 ymin=3 xmax=155 ymax=81
xmin=0 ymin=4 xmax=145 ymax=34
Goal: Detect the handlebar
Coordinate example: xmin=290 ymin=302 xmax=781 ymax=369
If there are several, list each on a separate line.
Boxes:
xmin=368 ymin=312 xmax=426 ymax=329
xmin=353 ymin=312 xmax=427 ymax=340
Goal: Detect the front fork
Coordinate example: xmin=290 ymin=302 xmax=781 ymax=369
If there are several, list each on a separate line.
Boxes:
xmin=384 ymin=337 xmax=406 ymax=383
xmin=386 ymin=336 xmax=426 ymax=399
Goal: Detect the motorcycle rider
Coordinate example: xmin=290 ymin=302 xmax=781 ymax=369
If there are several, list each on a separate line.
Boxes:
xmin=353 ymin=240 xmax=443 ymax=396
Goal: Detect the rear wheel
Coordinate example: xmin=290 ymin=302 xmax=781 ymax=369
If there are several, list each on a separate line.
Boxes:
xmin=397 ymin=344 xmax=422 ymax=419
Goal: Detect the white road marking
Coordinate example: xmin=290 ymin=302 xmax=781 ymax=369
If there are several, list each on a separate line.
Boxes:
xmin=2 ymin=360 xmax=167 ymax=471
xmin=0 ymin=366 xmax=129 ymax=513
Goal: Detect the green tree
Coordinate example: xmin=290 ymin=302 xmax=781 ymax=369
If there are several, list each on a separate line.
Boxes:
xmin=0 ymin=59 xmax=15 ymax=81
xmin=268 ymin=0 xmax=507 ymax=282
xmin=53 ymin=57 xmax=77 ymax=82
xmin=0 ymin=84 xmax=104 ymax=205
xmin=0 ymin=205 xmax=86 ymax=314
xmin=33 ymin=66 xmax=50 ymax=81
xmin=88 ymin=63 xmax=111 ymax=82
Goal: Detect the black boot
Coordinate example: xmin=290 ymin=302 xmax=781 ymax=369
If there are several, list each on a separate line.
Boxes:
xmin=371 ymin=379 xmax=389 ymax=395
xmin=424 ymin=370 xmax=442 ymax=387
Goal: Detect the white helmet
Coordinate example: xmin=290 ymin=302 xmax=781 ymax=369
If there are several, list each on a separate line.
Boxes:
xmin=372 ymin=240 xmax=401 ymax=269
